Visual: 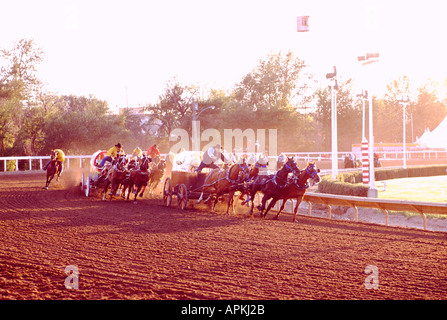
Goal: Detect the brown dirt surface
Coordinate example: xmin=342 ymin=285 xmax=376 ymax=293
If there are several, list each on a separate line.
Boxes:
xmin=1 ymin=169 xmax=447 ymax=300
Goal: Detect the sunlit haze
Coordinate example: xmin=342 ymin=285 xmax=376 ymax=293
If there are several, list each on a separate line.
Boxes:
xmin=1 ymin=0 xmax=446 ymax=112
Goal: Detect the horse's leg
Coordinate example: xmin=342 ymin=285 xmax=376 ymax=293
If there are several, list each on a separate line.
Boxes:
xmin=110 ymin=180 xmax=121 ymax=201
xmin=226 ymin=190 xmax=234 ymax=215
xmin=121 ymin=181 xmax=127 ymax=198
xmin=272 ymin=199 xmax=286 ymax=220
xmin=102 ymin=180 xmax=110 ymax=201
xmin=264 ymin=196 xmax=279 ymax=219
xmin=196 ymin=192 xmax=204 ymax=204
xmin=211 ymin=191 xmax=221 ymax=213
xmin=126 ymin=181 xmax=133 ymax=201
xmin=134 ymin=184 xmax=141 ymax=202
xmin=43 ymin=175 xmax=50 ymax=189
xmin=258 ymin=193 xmax=270 ymax=218
xmin=293 ymin=195 xmax=304 ymax=222
xmin=46 ymin=174 xmax=54 ymax=189
xmin=152 ymin=179 xmax=159 ymax=192
xmin=108 ymin=181 xmax=116 ymax=201
xmin=139 ymin=185 xmax=146 ymax=197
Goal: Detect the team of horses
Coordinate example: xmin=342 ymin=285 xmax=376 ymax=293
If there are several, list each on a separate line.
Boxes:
xmin=43 ymin=150 xmax=319 ymax=220
xmin=92 ymin=154 xmax=166 ymax=202
xmin=197 ymin=156 xmax=321 ymax=221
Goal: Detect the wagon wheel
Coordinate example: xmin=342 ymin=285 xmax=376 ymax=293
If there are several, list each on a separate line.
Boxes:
xmin=177 ymin=184 xmax=188 ymax=210
xmin=85 ymin=174 xmax=91 ymax=197
xmin=163 ymin=177 xmax=172 ymax=207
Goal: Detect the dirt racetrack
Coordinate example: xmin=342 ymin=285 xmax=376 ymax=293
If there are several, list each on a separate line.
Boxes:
xmin=1 ymin=169 xmax=447 ymax=300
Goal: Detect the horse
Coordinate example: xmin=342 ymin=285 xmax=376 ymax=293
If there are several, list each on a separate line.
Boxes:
xmin=249 ymin=157 xmax=300 ymax=217
xmin=102 ymin=154 xmax=127 ymax=201
xmin=42 ymin=152 xmax=60 ymax=190
xmin=263 ymin=162 xmax=321 ymax=222
xmin=197 ymin=160 xmax=251 ymax=214
xmin=123 ymin=155 xmax=151 ymax=202
xmin=147 ymin=160 xmax=166 ymax=196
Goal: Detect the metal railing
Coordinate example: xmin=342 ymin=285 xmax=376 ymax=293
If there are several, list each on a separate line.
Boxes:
xmin=0 ymin=155 xmax=90 ymax=172
xmin=270 ymin=192 xmax=447 ymax=231
xmin=1 ymin=150 xmax=446 ymax=173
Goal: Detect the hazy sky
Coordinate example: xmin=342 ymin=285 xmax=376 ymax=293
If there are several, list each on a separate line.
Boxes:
xmin=1 ymin=0 xmax=446 ymax=112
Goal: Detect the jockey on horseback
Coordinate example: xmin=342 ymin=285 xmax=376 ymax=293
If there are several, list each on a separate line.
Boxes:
xmin=132 ymin=147 xmax=143 ymax=159
xmin=97 ymin=143 xmax=125 ymax=168
xmin=147 ymin=144 xmax=160 ymax=164
xmin=43 ymin=149 xmax=65 ymax=177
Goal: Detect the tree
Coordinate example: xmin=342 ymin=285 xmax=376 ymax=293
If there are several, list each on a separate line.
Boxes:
xmin=314 ymin=79 xmax=361 ymax=151
xmin=227 ymin=51 xmax=308 ymax=151
xmin=0 ymin=38 xmax=44 ymax=101
xmin=234 ymin=51 xmax=304 ymax=112
xmin=42 ymin=95 xmax=117 ymax=154
xmin=409 ymin=83 xmax=447 ymax=141
xmin=373 ymin=76 xmax=411 ymax=144
xmin=143 ymin=78 xmax=198 ymax=139
xmin=0 ymin=39 xmax=44 ymax=155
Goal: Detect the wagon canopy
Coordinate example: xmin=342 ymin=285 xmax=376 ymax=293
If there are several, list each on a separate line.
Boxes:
xmin=171 ymin=151 xmax=203 ymax=172
xmin=90 ymin=150 xmax=107 ymax=172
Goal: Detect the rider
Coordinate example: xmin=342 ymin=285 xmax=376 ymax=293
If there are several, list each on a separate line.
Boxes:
xmin=98 ymin=143 xmax=125 ymax=168
xmin=277 ymin=153 xmax=286 ymax=170
xmin=43 ymin=149 xmax=65 ymax=176
xmin=131 ymin=147 xmax=143 ymax=160
xmin=147 ymin=144 xmax=160 ymax=164
xmin=196 ymin=144 xmax=224 ymax=173
xmin=255 ymin=152 xmax=269 ymax=175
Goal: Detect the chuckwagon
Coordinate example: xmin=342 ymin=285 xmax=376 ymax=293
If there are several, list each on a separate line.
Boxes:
xmin=162 ymin=151 xmax=255 ymax=214
xmin=163 ymin=151 xmax=213 ymax=209
xmin=80 ymin=150 xmax=109 ymax=197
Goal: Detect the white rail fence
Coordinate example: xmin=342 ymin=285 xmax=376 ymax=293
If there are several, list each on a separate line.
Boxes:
xmin=0 ymin=155 xmax=90 ymax=172
xmin=1 ymin=150 xmax=446 ymax=173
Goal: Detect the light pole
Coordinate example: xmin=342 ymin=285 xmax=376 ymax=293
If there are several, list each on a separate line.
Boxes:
xmin=356 ymin=89 xmax=368 ymax=140
xmin=191 ymin=98 xmax=215 ymax=151
xmin=358 ymin=53 xmax=379 ymax=197
xmin=397 ymin=94 xmax=410 ymax=168
xmin=326 ymin=66 xmax=338 ymax=180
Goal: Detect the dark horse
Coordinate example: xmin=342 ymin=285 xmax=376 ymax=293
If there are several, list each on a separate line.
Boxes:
xmin=197 ymin=159 xmax=251 ymax=214
xmin=102 ymin=154 xmax=127 ymax=201
xmin=42 ymin=151 xmax=61 ymax=190
xmin=124 ymin=155 xmax=151 ymax=202
xmin=247 ymin=157 xmax=299 ymax=217
xmin=263 ymin=162 xmax=321 ymax=221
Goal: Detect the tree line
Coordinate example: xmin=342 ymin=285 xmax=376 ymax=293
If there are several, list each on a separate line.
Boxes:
xmin=1 ymin=38 xmax=446 ymax=157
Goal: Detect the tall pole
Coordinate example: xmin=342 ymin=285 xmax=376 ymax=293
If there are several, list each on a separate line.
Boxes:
xmin=362 ymin=96 xmax=366 ymax=140
xmin=398 ymin=95 xmax=410 ymax=169
xmin=191 ymin=98 xmax=199 ymax=152
xmin=326 ymin=66 xmax=338 ymax=180
xmin=331 ymin=83 xmax=338 ymax=180
xmin=368 ymin=93 xmax=376 ymax=196
xmin=358 ymin=53 xmax=379 ymax=198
